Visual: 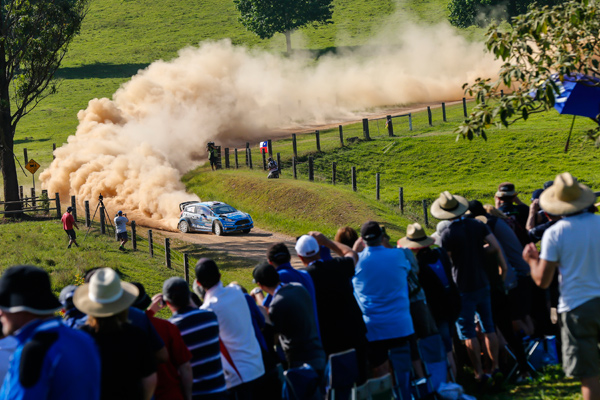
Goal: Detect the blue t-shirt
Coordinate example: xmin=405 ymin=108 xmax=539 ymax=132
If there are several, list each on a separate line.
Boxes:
xmin=353 ymin=246 xmax=414 ymax=341
xmin=0 ymin=318 xmax=100 ymax=400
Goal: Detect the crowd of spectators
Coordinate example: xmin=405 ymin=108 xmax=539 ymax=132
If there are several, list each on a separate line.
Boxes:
xmin=0 ymin=171 xmax=598 ymax=400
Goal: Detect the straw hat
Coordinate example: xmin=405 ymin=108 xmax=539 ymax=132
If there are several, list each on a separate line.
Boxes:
xmin=398 ymin=223 xmax=435 ymax=249
xmin=73 ymin=268 xmax=138 ymax=318
xmin=539 ymin=172 xmax=596 ymax=216
xmin=430 ymin=191 xmax=469 ymax=220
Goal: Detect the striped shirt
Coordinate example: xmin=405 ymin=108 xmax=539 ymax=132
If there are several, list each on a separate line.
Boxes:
xmin=170 ymin=307 xmax=227 ymax=399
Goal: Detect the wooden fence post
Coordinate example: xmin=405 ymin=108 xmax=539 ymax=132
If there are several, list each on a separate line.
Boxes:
xmin=225 ymin=148 xmax=230 ymax=168
xmin=463 ymin=97 xmax=467 ymax=117
xmin=408 ymin=114 xmax=413 ymax=131
xmin=248 ymin=148 xmax=253 ymax=169
xmin=308 ymin=156 xmax=314 ymax=182
xmin=131 ymin=221 xmax=137 ymax=250
xmin=292 ymin=157 xmax=297 ymax=179
xmin=267 ymin=139 xmax=272 ymax=158
xmin=31 ymin=188 xmax=36 ymax=208
xmin=376 ymin=173 xmax=380 ymax=200
xmin=427 ymin=106 xmax=433 ymax=126
xmin=52 ymin=143 xmax=56 ymax=160
xmin=332 ymin=162 xmax=337 ymax=185
xmin=23 ymin=149 xmax=28 ymax=164
xmin=19 ymin=186 xmax=23 ymax=202
xmin=387 ymin=115 xmax=394 ymax=137
xmin=148 ymin=230 xmax=154 ymax=257
xmin=100 ymin=207 xmax=106 ymax=234
xmin=501 ymin=90 xmax=504 ymax=97
xmin=352 ymin=167 xmax=357 ymax=192
xmin=184 ymin=254 xmax=190 ymax=283
xmin=245 ymin=142 xmax=249 ymax=166
xmin=234 ymin=149 xmax=239 ymax=169
xmin=399 ymin=187 xmax=404 ymax=213
xmin=262 ymin=151 xmax=267 ymax=171
xmin=292 ymin=134 xmax=297 ymax=158
xmin=362 ymin=118 xmax=370 ymax=140
xmin=315 ymin=130 xmax=321 ymax=152
xmin=422 ymin=200 xmax=429 ymax=227
xmin=55 ymin=193 xmax=61 ymax=218
xmin=165 ymin=238 xmax=172 ymax=269
xmin=71 ymin=195 xmax=77 ymax=221
xmin=277 ymin=153 xmax=281 ymax=175
xmin=85 ymin=201 xmax=90 ymax=227
xmin=442 ymin=103 xmax=447 ymax=122
xmin=339 ymin=125 xmax=344 ymax=146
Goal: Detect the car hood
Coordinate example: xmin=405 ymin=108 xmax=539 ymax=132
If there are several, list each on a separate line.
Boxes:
xmin=219 ymin=211 xmax=249 ymax=220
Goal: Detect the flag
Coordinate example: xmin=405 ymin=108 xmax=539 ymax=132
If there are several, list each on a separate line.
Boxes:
xmin=259 ymin=141 xmax=268 ymax=153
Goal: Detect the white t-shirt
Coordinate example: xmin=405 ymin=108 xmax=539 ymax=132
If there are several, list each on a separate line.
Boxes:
xmin=540 ymin=212 xmax=600 ymax=313
xmin=114 ymin=215 xmax=128 ymax=234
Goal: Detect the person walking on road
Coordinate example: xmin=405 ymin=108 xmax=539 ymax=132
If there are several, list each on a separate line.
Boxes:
xmin=61 ymin=206 xmax=79 ymax=248
xmin=114 ymin=211 xmax=129 ymax=251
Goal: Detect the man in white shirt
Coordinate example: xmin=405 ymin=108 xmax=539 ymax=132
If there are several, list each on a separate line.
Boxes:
xmin=195 ymin=258 xmax=264 ymax=399
xmin=114 ymin=210 xmax=129 ymax=251
xmin=523 ymin=172 xmax=600 ymax=400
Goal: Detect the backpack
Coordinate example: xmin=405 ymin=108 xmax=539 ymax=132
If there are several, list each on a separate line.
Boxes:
xmin=501 ymin=215 xmax=530 ymax=247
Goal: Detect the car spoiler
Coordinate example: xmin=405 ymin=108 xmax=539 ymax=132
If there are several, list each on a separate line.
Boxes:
xmin=179 ymin=201 xmax=197 ymax=211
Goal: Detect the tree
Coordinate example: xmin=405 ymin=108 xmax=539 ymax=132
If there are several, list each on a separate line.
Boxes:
xmin=448 ymin=0 xmax=565 ymax=28
xmin=0 ymin=0 xmax=88 ymax=215
xmin=457 ymin=0 xmax=600 ymax=145
xmin=233 ymin=0 xmax=334 ymax=53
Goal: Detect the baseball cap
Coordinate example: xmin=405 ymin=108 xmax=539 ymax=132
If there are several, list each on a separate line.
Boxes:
xmin=360 ymin=221 xmax=382 ymax=242
xmin=66 ymin=206 xmax=73 ymax=213
xmin=252 ymin=262 xmax=280 ymax=287
xmin=295 ymin=235 xmax=320 ymax=257
xmin=117 ymin=211 xmax=123 ymax=215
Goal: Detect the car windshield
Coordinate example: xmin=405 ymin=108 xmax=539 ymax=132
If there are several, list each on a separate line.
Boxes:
xmin=211 ymin=204 xmax=237 ymax=214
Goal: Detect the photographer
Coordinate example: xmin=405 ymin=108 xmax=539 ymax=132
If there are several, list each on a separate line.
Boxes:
xmin=114 ymin=210 xmax=129 ymax=251
xmin=267 ymin=157 xmax=278 ymax=179
xmin=207 ymin=142 xmax=218 ymax=171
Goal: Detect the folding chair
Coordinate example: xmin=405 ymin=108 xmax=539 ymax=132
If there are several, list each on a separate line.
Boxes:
xmin=388 ymin=344 xmax=412 ymax=400
xmin=327 ymin=349 xmax=359 ymax=400
xmin=418 ymin=334 xmax=448 ymax=394
xmin=367 ymin=374 xmax=394 ymax=400
xmin=283 ymin=363 xmax=321 ymax=400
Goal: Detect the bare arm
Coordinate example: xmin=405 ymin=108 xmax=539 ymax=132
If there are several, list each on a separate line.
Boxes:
xmin=522 ymin=243 xmax=558 ymax=289
xmin=142 ymin=372 xmax=157 ymax=400
xmin=178 ymin=362 xmax=193 ymax=400
xmin=353 ymin=237 xmax=365 ymax=253
xmin=484 ymin=233 xmax=508 ymax=281
xmin=156 ymin=346 xmax=168 ymax=364
xmin=310 ymin=231 xmax=358 ymax=264
xmin=526 ymin=199 xmax=540 ymax=230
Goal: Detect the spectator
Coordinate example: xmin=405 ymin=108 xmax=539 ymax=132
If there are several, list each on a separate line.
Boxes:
xmin=494 ymin=182 xmax=530 ymax=244
xmin=252 ymin=262 xmax=326 ymax=377
xmin=295 ymin=233 xmax=368 ymax=383
xmin=195 ymin=259 xmax=265 ymax=398
xmin=431 ymin=191 xmax=507 ymax=386
xmin=158 ymin=277 xmax=228 ymax=400
xmin=523 ymin=172 xmax=600 ymax=400
xmin=114 ymin=211 xmax=129 ymax=251
xmin=74 ymin=268 xmax=157 ymax=400
xmin=267 ymin=157 xmax=279 ymax=179
xmin=59 ymin=284 xmax=86 ymax=329
xmin=61 ymin=206 xmax=79 ymax=248
xmin=334 ymin=226 xmax=359 ymax=248
xmin=0 ymin=265 xmax=100 ymax=399
xmin=352 ymin=220 xmax=414 ymax=377
xmin=134 ymin=283 xmax=193 ymax=400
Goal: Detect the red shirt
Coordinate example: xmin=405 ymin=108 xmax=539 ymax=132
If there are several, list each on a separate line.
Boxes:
xmin=146 ymin=312 xmax=193 ymax=400
xmin=61 ymin=212 xmax=75 ymax=230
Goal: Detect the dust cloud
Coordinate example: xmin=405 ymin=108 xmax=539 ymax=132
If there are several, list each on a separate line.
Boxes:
xmin=40 ymin=21 xmax=500 ymax=231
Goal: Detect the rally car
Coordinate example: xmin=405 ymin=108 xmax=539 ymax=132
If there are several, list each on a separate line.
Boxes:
xmin=177 ymin=201 xmax=253 ymax=235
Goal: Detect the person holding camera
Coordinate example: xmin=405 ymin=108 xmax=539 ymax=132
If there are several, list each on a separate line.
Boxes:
xmin=114 ymin=211 xmax=129 ymax=251
xmin=207 ymin=142 xmax=218 ymax=171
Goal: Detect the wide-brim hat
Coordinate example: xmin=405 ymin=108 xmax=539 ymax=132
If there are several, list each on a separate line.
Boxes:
xmin=495 ymin=182 xmax=518 ymax=198
xmin=0 ymin=265 xmax=62 ymax=315
xmin=430 ymin=191 xmax=469 ymax=220
xmin=73 ymin=268 xmax=138 ymax=318
xmin=539 ymin=172 xmax=596 ymax=216
xmin=398 ymin=223 xmax=435 ymax=249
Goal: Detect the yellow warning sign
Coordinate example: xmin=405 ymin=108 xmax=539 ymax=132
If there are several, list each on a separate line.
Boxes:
xmin=25 ymin=159 xmax=40 ymax=174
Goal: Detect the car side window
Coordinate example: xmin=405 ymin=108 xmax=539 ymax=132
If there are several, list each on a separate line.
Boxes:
xmin=185 ymin=205 xmax=195 ymax=213
xmin=198 ymin=206 xmax=211 ymax=216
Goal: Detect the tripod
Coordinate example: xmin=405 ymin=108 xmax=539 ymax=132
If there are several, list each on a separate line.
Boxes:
xmin=83 ymin=194 xmax=115 ymax=243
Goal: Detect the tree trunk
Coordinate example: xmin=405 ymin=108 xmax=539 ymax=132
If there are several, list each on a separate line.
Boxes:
xmin=285 ymin=30 xmax=292 ymax=54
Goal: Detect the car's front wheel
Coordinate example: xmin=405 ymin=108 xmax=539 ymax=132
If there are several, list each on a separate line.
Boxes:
xmin=242 ymin=229 xmax=251 ymax=234
xmin=213 ymin=222 xmax=224 ymax=236
xmin=178 ymin=220 xmax=189 ymax=233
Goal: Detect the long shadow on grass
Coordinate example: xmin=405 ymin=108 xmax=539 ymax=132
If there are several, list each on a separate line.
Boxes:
xmin=56 ymin=63 xmax=150 ymax=79
xmin=14 ymin=137 xmax=50 ymax=145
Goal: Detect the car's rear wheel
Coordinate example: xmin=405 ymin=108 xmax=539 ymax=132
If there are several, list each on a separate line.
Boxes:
xmin=178 ymin=220 xmax=190 ymax=233
xmin=242 ymin=229 xmax=251 ymax=234
xmin=213 ymin=222 xmax=224 ymax=236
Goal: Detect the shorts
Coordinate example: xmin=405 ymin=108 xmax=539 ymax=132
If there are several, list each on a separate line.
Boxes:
xmin=367 ymin=335 xmax=413 ymax=368
xmin=560 ymin=297 xmax=600 ymax=378
xmin=508 ymin=275 xmax=533 ymax=320
xmin=455 ymin=286 xmax=495 ymax=341
xmin=117 ymin=232 xmax=128 ymax=241
xmin=65 ymin=229 xmax=76 ymax=240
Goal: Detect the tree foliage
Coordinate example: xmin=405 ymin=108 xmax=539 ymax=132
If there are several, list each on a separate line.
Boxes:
xmin=457 ymin=0 xmax=600 ymax=145
xmin=0 ymin=0 xmax=89 ymax=213
xmin=233 ymin=0 xmax=334 ymax=52
xmin=448 ymin=0 xmax=565 ymax=28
